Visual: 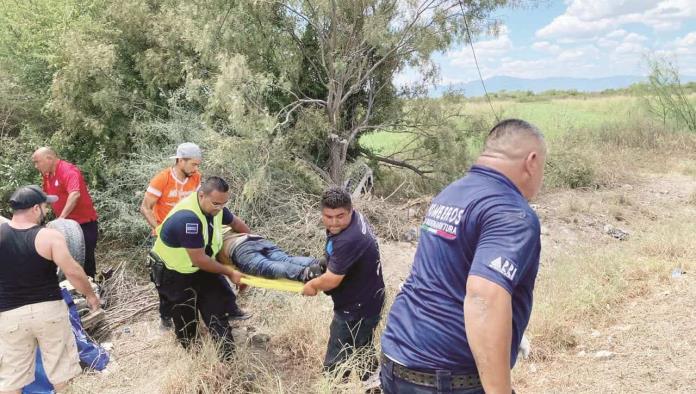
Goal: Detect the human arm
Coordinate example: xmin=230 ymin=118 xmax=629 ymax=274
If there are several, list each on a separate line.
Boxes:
xmin=186 ymin=247 xmax=244 ymax=285
xmin=229 ymin=215 xmax=250 ymax=233
xmin=464 ymin=276 xmax=512 ymax=394
xmin=59 ymin=191 xmax=80 ymax=219
xmin=40 ymin=229 xmax=100 ymax=310
xmin=140 ymin=193 xmax=160 ymax=230
xmin=465 ymin=204 xmax=541 ymax=394
xmin=302 ymin=269 xmax=344 ymax=296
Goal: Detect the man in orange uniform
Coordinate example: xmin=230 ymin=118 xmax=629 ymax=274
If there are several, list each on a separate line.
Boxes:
xmin=140 ymin=142 xmax=202 ymax=232
xmin=140 ymin=143 xmax=250 ymax=329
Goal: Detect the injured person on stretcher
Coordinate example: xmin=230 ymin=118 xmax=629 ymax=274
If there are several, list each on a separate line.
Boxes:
xmin=217 ymin=229 xmax=325 ymax=282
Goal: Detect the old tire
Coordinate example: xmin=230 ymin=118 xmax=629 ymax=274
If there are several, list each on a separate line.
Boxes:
xmin=47 ymin=218 xmax=85 ymax=280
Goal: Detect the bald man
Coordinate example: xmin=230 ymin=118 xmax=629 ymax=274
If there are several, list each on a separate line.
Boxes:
xmin=32 ymin=147 xmax=99 ymax=277
xmin=380 ymin=119 xmax=546 ymax=394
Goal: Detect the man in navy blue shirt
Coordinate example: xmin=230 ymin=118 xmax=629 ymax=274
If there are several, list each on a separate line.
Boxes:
xmin=302 ymin=187 xmax=385 ymax=379
xmin=380 ymin=119 xmax=546 ymax=394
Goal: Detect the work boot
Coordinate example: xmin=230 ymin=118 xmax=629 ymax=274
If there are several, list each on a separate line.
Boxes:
xmin=301 ymin=261 xmax=325 ymax=282
xmin=317 ymin=256 xmax=328 ymax=271
xmin=228 ymin=307 xmax=252 ymax=321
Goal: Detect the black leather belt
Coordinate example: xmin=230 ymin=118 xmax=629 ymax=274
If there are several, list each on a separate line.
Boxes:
xmin=382 ymin=355 xmax=481 ymax=389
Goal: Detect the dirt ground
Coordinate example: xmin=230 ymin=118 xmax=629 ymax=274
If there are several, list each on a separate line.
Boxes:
xmin=69 ymin=170 xmax=696 ymax=393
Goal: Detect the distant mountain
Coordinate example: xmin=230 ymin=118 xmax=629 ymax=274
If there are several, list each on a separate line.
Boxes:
xmin=433 ymin=75 xmax=696 ymax=97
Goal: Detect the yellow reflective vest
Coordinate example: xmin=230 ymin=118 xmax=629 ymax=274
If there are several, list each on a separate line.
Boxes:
xmin=152 ymin=192 xmax=223 ymax=274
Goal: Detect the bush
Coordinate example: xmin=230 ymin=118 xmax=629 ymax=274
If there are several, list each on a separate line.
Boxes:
xmin=544 ymin=150 xmax=598 ymax=190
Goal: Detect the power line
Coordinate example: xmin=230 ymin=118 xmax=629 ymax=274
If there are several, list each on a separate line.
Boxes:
xmin=458 ymin=2 xmax=500 ymax=122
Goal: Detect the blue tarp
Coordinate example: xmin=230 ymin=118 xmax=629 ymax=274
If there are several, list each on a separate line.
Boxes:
xmin=22 ymin=289 xmax=110 ymax=394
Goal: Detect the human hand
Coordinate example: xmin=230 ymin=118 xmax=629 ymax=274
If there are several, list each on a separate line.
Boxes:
xmin=302 ymin=282 xmax=318 ymax=296
xmin=86 ymin=294 xmax=101 ymax=312
xmin=227 ymin=268 xmax=245 ymax=286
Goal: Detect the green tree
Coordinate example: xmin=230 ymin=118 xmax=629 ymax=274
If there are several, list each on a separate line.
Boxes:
xmin=644 ymin=57 xmax=696 ymax=132
xmin=273 ymin=0 xmax=513 ymax=184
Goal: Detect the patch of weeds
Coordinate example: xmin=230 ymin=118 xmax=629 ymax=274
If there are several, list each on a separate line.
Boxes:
xmin=544 ymin=150 xmax=598 ymax=189
xmin=688 ymin=191 xmax=696 ymax=205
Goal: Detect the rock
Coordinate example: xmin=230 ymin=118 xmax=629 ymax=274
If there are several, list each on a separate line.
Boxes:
xmin=251 ymin=333 xmax=271 ymax=345
xmin=603 ymin=224 xmax=630 ymax=241
xmin=401 ymin=227 xmax=419 ymax=242
xmin=591 ymin=330 xmax=601 ymax=338
xmin=594 ymin=350 xmax=614 ymax=360
xmin=576 ymin=350 xmax=586 ymax=357
xmin=528 ymin=364 xmax=537 ymax=373
xmin=671 ymin=267 xmax=685 ymax=279
xmin=622 ymin=184 xmax=633 ymax=190
xmin=540 ymin=226 xmax=550 ymax=236
xmin=529 ymin=204 xmax=539 ymax=211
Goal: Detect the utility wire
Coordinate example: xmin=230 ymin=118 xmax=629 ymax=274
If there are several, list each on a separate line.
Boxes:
xmin=458 ymin=2 xmax=500 ymax=122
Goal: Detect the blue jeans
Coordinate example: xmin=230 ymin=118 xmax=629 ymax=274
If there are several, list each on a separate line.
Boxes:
xmin=232 ymin=239 xmax=315 ymax=280
xmin=380 ymin=356 xmax=484 ymax=394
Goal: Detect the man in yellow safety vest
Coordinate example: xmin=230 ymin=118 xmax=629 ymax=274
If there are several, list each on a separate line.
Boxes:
xmin=150 ymin=176 xmax=249 ymax=358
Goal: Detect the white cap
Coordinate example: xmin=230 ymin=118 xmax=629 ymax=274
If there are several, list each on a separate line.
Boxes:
xmin=170 ymin=142 xmax=202 ymax=159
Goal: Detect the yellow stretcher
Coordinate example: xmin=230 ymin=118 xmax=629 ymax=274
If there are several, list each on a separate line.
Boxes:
xmin=236 ymin=270 xmax=305 ymax=293
xmin=218 ymin=227 xmax=305 ymax=293
xmin=220 ymin=264 xmax=304 ymax=293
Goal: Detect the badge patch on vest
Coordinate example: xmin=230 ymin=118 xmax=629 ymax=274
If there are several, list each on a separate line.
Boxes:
xmin=488 ymin=256 xmax=517 ymax=281
xmin=185 ymin=223 xmax=199 ymax=234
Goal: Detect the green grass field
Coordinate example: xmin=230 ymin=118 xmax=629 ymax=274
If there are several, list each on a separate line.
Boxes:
xmin=360 ymin=95 xmax=649 ymax=155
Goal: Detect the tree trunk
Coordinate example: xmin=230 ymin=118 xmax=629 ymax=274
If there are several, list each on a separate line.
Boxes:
xmin=327 ymin=133 xmax=347 ymax=185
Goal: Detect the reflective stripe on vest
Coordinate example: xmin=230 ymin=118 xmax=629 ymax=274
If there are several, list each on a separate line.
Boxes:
xmin=152 ymin=192 xmax=223 ymax=274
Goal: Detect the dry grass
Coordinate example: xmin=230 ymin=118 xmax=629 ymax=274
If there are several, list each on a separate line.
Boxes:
xmin=69 ymin=121 xmax=696 ymax=393
xmin=523 ymin=194 xmax=696 ymax=364
xmin=93 ymin=263 xmax=158 ymax=340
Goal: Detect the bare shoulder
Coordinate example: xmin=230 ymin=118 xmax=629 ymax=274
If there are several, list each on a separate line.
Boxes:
xmin=35 ymin=227 xmax=65 ymax=244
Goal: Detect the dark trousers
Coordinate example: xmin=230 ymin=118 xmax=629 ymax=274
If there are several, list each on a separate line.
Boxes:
xmin=157 ymin=266 xmax=235 ymax=359
xmin=80 ymin=221 xmax=98 ymax=278
xmin=323 ymin=313 xmax=380 ymax=380
xmin=148 ymin=237 xmax=238 ymax=321
xmin=154 ymin=275 xmax=239 ymax=321
xmin=380 ymin=357 xmax=484 ymax=394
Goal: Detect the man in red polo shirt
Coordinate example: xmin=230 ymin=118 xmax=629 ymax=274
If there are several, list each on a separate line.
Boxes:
xmin=32 ymin=147 xmax=99 ymax=278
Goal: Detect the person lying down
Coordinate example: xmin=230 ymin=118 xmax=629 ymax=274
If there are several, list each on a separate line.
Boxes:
xmin=217 ymin=230 xmax=325 ymax=282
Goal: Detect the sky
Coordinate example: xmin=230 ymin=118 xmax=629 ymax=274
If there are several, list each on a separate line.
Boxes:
xmin=398 ymin=0 xmax=696 ymax=86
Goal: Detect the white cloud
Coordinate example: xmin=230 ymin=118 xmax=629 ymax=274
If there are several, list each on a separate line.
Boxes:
xmin=675 ymin=31 xmax=696 ymax=47
xmin=536 ymin=0 xmax=696 ymax=39
xmin=532 ymin=41 xmax=561 ymax=53
xmin=447 ymin=25 xmax=513 ymax=67
xmin=606 ymin=29 xmax=629 ymax=39
xmin=565 ymin=0 xmax=657 ymax=20
xmin=536 ymin=15 xmax=614 ymax=39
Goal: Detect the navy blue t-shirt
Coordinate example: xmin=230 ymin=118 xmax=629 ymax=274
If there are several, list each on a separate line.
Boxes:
xmin=380 ymin=165 xmax=541 ymax=373
xmin=160 ymin=207 xmax=234 ymax=256
xmin=325 ymin=210 xmax=385 ymax=320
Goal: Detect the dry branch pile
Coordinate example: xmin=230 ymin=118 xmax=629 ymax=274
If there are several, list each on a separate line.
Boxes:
xmin=93 ymin=263 xmax=158 ymax=340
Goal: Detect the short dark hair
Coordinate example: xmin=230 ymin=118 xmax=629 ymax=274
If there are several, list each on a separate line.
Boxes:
xmin=321 ymin=186 xmax=352 ymax=210
xmin=486 ymin=118 xmax=543 ymax=143
xmin=200 ymin=176 xmax=229 ymax=194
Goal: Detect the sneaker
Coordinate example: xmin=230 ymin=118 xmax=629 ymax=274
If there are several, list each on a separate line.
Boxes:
xmin=160 ymin=317 xmax=173 ymax=331
xmin=317 ymin=256 xmax=328 ymax=271
xmin=228 ymin=308 xmax=252 ymax=321
xmin=301 ymin=261 xmax=325 ymax=282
